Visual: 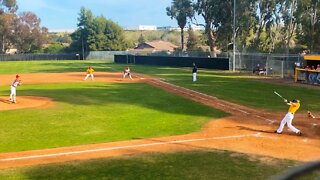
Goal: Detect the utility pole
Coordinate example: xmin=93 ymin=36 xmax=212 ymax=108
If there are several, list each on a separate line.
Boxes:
xmin=80 ymin=26 xmax=85 ymax=60
xmin=232 ymin=0 xmax=236 ymax=72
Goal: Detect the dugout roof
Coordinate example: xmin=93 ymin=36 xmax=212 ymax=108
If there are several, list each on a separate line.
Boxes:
xmin=304 ymin=55 xmax=320 ymax=61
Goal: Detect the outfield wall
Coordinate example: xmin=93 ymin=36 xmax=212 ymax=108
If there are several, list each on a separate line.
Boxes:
xmin=114 ymin=55 xmax=229 ymax=70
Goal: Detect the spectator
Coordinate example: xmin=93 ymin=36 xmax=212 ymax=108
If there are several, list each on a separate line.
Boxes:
xmin=253 ymin=64 xmax=260 ymax=75
xmin=315 ymin=64 xmax=320 ymax=85
xmin=305 ymin=65 xmax=310 ymax=83
xmin=308 ymin=65 xmax=317 ymax=84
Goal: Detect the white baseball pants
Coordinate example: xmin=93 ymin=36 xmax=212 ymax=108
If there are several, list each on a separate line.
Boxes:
xmin=193 ymin=73 xmax=197 ymax=82
xmin=84 ymin=74 xmax=94 ymax=80
xmin=10 ymin=86 xmax=16 ymax=102
xmin=276 ymin=112 xmax=300 ymax=134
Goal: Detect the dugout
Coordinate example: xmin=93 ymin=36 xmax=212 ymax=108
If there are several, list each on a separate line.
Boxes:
xmin=294 ymin=55 xmax=320 ymax=83
xmin=304 ymin=55 xmax=320 ymax=67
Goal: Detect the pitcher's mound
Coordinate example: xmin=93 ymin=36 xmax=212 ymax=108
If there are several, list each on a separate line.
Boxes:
xmin=0 ymin=96 xmax=53 ymax=111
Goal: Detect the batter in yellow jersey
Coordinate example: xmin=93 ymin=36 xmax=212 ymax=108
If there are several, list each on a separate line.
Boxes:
xmin=84 ymin=66 xmax=94 ymax=81
xmin=275 ymin=99 xmax=302 ymax=136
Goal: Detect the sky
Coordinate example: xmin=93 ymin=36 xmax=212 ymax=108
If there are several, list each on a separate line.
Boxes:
xmin=16 ymin=0 xmax=180 ymax=32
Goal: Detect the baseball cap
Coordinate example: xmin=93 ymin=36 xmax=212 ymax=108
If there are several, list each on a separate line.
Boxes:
xmin=16 ymin=74 xmax=20 ymax=78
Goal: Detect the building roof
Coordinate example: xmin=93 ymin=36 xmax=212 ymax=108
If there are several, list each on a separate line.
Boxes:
xmin=134 ymin=40 xmax=178 ymax=52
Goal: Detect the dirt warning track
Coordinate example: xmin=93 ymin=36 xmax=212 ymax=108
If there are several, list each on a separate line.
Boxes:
xmin=0 ymin=72 xmax=319 ymax=169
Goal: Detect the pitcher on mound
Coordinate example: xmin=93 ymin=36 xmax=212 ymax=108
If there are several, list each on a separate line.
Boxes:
xmin=9 ymin=74 xmax=22 ymax=103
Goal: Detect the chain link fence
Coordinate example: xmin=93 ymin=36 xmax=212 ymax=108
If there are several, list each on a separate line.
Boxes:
xmin=0 ymin=51 xmax=303 ymax=79
xmin=223 ymin=52 xmax=303 ymax=78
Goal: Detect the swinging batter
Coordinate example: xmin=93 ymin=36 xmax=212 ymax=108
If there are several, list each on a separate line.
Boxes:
xmin=275 ymin=99 xmax=302 ymax=136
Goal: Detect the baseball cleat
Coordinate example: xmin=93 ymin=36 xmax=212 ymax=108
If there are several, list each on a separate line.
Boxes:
xmin=297 ymin=132 xmax=302 ymax=136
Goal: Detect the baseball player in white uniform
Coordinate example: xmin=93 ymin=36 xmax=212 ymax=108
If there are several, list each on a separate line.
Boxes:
xmin=123 ymin=67 xmax=133 ymax=80
xmin=9 ymin=75 xmax=22 ymax=103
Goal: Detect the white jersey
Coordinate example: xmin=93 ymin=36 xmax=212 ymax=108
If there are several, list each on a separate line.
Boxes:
xmin=11 ymin=80 xmax=20 ymax=87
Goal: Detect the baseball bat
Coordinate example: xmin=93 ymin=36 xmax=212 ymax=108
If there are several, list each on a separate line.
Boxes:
xmin=273 ymin=91 xmax=286 ymax=101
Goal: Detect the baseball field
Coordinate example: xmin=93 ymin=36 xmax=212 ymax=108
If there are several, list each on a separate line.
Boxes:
xmin=0 ymin=60 xmax=319 ymax=179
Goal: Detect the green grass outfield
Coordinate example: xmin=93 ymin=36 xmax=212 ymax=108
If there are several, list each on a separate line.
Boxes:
xmin=0 ymin=60 xmax=318 ymax=179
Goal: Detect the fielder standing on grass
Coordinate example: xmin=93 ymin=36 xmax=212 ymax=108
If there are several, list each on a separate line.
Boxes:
xmin=192 ymin=63 xmax=197 ymax=82
xmin=84 ymin=66 xmax=94 ymax=80
xmin=275 ymin=99 xmax=302 ymax=136
xmin=9 ymin=74 xmax=22 ymax=103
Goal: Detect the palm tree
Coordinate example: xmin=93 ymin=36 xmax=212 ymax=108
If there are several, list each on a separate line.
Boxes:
xmin=166 ymin=0 xmax=194 ymax=51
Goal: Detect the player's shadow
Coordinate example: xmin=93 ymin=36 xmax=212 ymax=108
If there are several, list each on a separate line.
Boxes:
xmin=235 ymin=126 xmax=275 ymax=134
xmin=0 ymin=98 xmax=11 ymax=104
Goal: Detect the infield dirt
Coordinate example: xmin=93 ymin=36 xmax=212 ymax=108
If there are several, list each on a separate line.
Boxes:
xmin=0 ymin=72 xmax=319 ymax=169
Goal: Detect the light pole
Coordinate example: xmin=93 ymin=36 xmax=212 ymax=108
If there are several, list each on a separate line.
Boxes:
xmin=232 ymin=0 xmax=236 ymax=72
xmin=80 ymin=26 xmax=85 ymax=60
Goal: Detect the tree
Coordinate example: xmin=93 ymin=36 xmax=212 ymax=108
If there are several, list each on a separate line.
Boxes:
xmin=166 ymin=0 xmax=194 ymax=51
xmin=230 ymin=0 xmax=256 ymax=52
xmin=89 ymin=15 xmax=107 ymax=51
xmin=186 ymin=26 xmax=199 ymax=51
xmin=0 ymin=12 xmax=15 ymax=53
xmin=43 ymin=43 xmax=64 ymax=53
xmin=13 ymin=11 xmax=48 ymax=53
xmin=277 ymin=0 xmax=298 ymax=54
xmin=138 ymin=33 xmax=146 ymax=45
xmin=194 ymin=0 xmax=232 ymax=55
xmin=295 ymin=0 xmax=320 ymax=53
xmin=70 ymin=7 xmax=128 ymax=52
xmin=0 ymin=0 xmax=17 ymax=53
xmin=104 ymin=19 xmax=128 ymax=50
xmin=0 ymin=0 xmax=17 ymax=13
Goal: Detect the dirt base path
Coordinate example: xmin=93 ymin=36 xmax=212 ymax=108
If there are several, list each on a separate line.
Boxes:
xmin=0 ymin=72 xmax=319 ymax=169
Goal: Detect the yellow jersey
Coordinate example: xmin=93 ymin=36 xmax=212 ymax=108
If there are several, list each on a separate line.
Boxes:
xmin=86 ymin=68 xmax=94 ymax=74
xmin=288 ymin=102 xmax=300 ymax=114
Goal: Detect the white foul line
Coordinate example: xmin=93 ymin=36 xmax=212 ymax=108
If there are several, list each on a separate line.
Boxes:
xmin=0 ymin=133 xmax=259 ymax=162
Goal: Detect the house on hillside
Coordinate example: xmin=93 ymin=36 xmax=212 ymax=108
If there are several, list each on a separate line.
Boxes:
xmin=5 ymin=48 xmax=17 ymax=54
xmin=133 ymin=40 xmax=178 ymax=53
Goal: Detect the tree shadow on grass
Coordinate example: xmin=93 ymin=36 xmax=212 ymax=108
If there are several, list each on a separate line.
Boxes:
xmin=29 ymin=62 xmax=116 ymax=73
xmin=18 ymin=83 xmax=225 ymax=118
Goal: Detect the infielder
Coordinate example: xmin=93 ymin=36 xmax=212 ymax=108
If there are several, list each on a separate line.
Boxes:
xmin=9 ymin=74 xmax=22 ymax=103
xmin=84 ymin=66 xmax=94 ymax=80
xmin=275 ymin=99 xmax=302 ymax=136
xmin=123 ymin=67 xmax=133 ymax=80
